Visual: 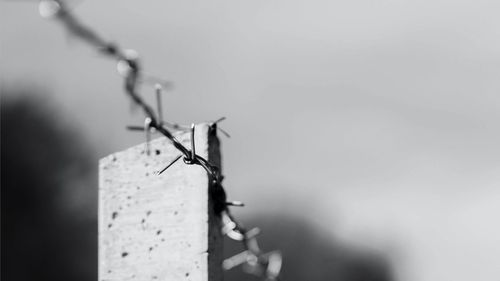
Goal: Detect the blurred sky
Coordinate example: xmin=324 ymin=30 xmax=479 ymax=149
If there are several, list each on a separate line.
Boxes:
xmin=2 ymin=0 xmax=500 ymax=280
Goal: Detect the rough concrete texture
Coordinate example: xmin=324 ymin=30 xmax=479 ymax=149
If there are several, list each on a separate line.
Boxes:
xmin=99 ymin=124 xmax=222 ymax=281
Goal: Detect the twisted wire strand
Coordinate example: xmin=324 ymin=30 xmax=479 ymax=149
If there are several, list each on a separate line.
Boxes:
xmin=38 ymin=0 xmax=282 ymax=279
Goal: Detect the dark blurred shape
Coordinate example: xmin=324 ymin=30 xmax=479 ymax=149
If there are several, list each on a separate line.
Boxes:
xmin=1 ymin=89 xmax=97 ymax=281
xmin=1 ymin=88 xmax=392 ymax=281
xmin=224 ymin=215 xmax=393 ymax=281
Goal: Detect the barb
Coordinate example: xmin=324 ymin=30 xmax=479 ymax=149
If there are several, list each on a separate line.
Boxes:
xmin=158 ymin=154 xmax=182 ymax=175
xmin=38 ymin=1 xmax=282 ymax=280
xmin=155 ymin=84 xmax=164 ymax=125
xmin=189 ymin=124 xmax=196 ymax=163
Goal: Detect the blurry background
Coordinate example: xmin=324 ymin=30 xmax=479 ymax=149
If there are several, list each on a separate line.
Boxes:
xmin=1 ymin=0 xmax=500 ymax=280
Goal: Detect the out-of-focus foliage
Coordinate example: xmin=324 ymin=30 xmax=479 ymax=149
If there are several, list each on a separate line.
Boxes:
xmin=1 ymin=89 xmax=97 ymax=281
xmin=1 ymin=87 xmax=392 ymax=281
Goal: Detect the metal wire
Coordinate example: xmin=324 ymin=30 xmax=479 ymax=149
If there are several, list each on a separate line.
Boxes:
xmin=38 ymin=0 xmax=282 ymax=279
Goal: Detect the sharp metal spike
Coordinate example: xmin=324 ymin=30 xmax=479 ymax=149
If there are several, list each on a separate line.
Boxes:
xmin=218 ymin=127 xmax=231 ymax=138
xmin=226 ymin=201 xmax=245 ymax=207
xmin=158 ymin=154 xmax=182 ymax=175
xmin=223 ymin=251 xmax=250 ymax=271
xmin=246 ymin=235 xmax=261 ymax=254
xmin=126 ymin=125 xmax=145 ymax=131
xmin=190 ymin=123 xmax=196 ymax=160
xmin=155 ymin=83 xmax=163 ymax=124
xmin=266 ymin=251 xmax=283 ymax=280
xmin=213 ymin=116 xmax=226 ymax=124
xmin=144 ymin=117 xmax=152 ymax=155
xmin=245 ymin=227 xmax=261 ymax=239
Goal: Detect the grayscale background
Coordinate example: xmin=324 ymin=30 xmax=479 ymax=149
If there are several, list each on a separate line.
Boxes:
xmin=2 ymin=1 xmax=500 ymax=280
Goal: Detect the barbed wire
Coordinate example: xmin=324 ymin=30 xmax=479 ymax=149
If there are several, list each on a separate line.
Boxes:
xmin=38 ymin=0 xmax=282 ymax=279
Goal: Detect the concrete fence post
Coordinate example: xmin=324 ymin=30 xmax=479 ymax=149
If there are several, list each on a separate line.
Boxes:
xmin=99 ymin=123 xmax=223 ymax=281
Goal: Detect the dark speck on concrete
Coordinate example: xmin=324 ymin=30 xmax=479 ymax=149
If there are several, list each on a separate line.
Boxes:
xmin=121 ymin=252 xmax=129 ymax=258
xmin=156 ymin=230 xmax=162 ymax=235
xmin=112 ymin=212 xmax=118 ymax=219
xmin=155 ymin=149 xmax=161 ymax=155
